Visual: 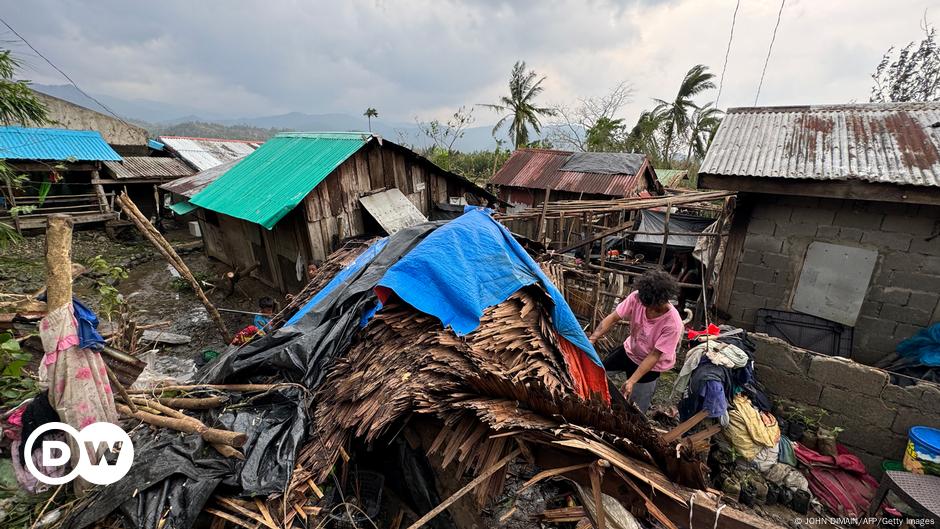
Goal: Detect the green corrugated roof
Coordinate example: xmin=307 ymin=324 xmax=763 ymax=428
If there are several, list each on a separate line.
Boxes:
xmin=190 ymin=132 xmax=371 ymax=229
xmin=169 ymin=200 xmax=198 ymax=215
xmin=654 ymin=168 xmax=687 ymax=187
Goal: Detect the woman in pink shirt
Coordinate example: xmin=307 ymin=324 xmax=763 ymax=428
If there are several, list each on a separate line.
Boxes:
xmin=588 ymin=270 xmax=683 ymax=413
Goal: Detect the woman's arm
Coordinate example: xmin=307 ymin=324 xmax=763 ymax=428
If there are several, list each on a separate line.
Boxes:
xmin=588 ymin=311 xmax=623 ymax=344
xmin=621 ymin=348 xmax=663 ymax=396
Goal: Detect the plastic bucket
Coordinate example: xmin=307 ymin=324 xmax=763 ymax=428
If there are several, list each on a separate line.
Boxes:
xmin=902 ymin=426 xmax=940 ymax=476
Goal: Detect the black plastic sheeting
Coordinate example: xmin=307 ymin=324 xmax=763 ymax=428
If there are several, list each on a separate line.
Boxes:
xmin=68 ymin=222 xmax=446 ymax=529
xmin=68 ymin=386 xmax=308 ymax=529
xmin=198 ymin=221 xmax=441 ymax=389
xmin=66 ymin=387 xmax=308 ymax=529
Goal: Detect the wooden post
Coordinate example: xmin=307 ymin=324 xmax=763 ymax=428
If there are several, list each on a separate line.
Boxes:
xmin=116 ymin=194 xmax=231 ymax=343
xmin=536 ymin=188 xmax=551 ymax=245
xmin=591 ymin=235 xmax=607 ymax=327
xmin=657 ymin=207 xmax=671 ymax=266
xmin=91 ymin=170 xmax=111 ymax=213
xmin=45 ymin=215 xmax=73 ymax=311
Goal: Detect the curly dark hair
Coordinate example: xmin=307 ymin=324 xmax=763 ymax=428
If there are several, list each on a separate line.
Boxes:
xmin=635 ymin=269 xmax=678 ymax=307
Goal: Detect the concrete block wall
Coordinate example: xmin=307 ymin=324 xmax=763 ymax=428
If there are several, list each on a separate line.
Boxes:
xmin=727 ymin=196 xmax=940 ymax=365
xmin=752 ymin=334 xmax=940 ymax=477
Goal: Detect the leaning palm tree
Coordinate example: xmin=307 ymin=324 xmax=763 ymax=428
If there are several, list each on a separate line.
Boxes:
xmin=654 ymin=65 xmax=716 ymax=163
xmin=363 ymin=107 xmax=378 ymax=132
xmin=685 ymin=103 xmax=723 ymax=162
xmin=624 ymin=109 xmax=666 ymax=165
xmin=480 ymin=61 xmax=556 ymax=149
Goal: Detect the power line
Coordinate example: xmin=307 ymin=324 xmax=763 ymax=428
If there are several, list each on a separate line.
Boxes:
xmin=714 ymin=0 xmax=741 ymax=110
xmin=0 ymin=16 xmax=135 ymax=129
xmin=754 ymin=0 xmax=786 ymax=105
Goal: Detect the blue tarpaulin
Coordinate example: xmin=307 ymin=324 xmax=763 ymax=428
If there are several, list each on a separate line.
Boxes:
xmin=897 ymin=323 xmax=940 ymax=367
xmin=377 ymin=207 xmax=602 ymax=366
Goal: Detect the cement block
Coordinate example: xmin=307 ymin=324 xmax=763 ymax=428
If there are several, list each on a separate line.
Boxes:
xmin=881 ymin=383 xmax=926 ymax=407
xmin=838 ymin=425 xmax=908 ymax=457
xmin=868 ymin=286 xmax=911 ymax=305
xmin=881 ymin=214 xmax=938 ymax=235
xmin=819 ymin=386 xmax=896 ymax=428
xmin=924 ymin=255 xmax=940 ymax=272
xmin=859 ymin=301 xmax=883 ymax=318
xmin=889 ymin=271 xmax=940 ymax=292
xmin=761 ymin=370 xmax=823 ymax=404
xmin=855 ymin=316 xmax=899 ymax=336
xmin=908 ymin=291 xmax=940 ymax=313
xmin=761 ymin=252 xmax=791 ymax=270
xmin=789 ymin=206 xmax=836 ymax=225
xmin=881 ymin=252 xmax=925 ymax=273
xmin=880 ymin=303 xmax=932 ymax=327
xmin=894 ymin=323 xmax=923 ymax=342
xmin=744 ymin=234 xmax=784 ymax=253
xmin=816 ymin=225 xmax=841 ymax=239
xmin=752 ymin=281 xmax=786 ymax=300
xmin=747 ymin=218 xmax=776 ymax=235
xmin=752 ymin=204 xmax=793 ymax=223
xmin=740 ymin=249 xmax=764 ymax=266
xmin=736 ymin=263 xmax=777 ymax=283
xmin=733 ymin=278 xmax=757 ymax=294
xmin=861 ymin=230 xmax=913 ymax=252
xmin=835 ymin=208 xmax=884 ymax=230
xmin=921 ymin=385 xmax=940 ymax=414
xmin=838 ymin=227 xmax=865 ymax=242
xmin=807 ymin=355 xmax=888 ymax=396
xmin=910 ymin=237 xmax=940 ymax=256
xmin=776 ymin=222 xmax=819 ymax=238
xmin=892 ymin=407 xmax=938 ymax=435
xmin=751 ymin=334 xmax=809 ymax=374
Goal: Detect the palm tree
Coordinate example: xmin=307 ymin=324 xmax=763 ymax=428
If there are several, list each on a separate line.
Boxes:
xmin=685 ymin=103 xmax=723 ymax=162
xmin=585 ymin=117 xmax=625 ymax=152
xmin=624 ymin=109 xmax=666 ymax=164
xmin=654 ymin=65 xmax=715 ymax=163
xmin=363 ymin=107 xmax=378 ymax=132
xmin=481 ymin=61 xmax=556 ymax=149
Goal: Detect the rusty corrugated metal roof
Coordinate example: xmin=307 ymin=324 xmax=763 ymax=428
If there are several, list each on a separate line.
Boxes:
xmin=160 ymin=158 xmax=240 ymax=198
xmin=103 ymin=156 xmax=195 ymax=180
xmin=158 ymin=136 xmax=261 ymax=171
xmin=700 ymin=102 xmax=940 ymax=187
xmin=490 ymin=149 xmax=650 ymax=196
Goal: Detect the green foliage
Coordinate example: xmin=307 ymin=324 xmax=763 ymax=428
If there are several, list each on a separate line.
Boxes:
xmin=654 ymin=64 xmax=717 ymax=164
xmin=147 ymin=120 xmax=285 ymax=141
xmin=425 ymin=147 xmax=510 ymax=185
xmin=87 ymin=255 xmax=128 ymax=318
xmin=0 ymin=50 xmax=50 ymax=126
xmin=481 ymin=61 xmax=556 ymax=149
xmin=363 ymin=107 xmax=378 ymax=132
xmin=0 ymin=332 xmax=39 ymax=406
xmin=871 ymin=23 xmax=940 ymax=102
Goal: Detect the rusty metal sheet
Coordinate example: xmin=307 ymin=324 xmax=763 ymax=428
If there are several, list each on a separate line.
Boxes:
xmin=359 ymin=187 xmax=428 ymax=234
xmin=103 ymin=156 xmax=195 ymax=180
xmin=701 ymin=102 xmax=940 ymax=187
xmin=491 ymin=148 xmax=647 ymax=196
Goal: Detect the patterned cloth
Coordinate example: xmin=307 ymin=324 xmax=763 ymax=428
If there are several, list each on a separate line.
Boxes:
xmin=38 ymin=303 xmax=118 ymax=493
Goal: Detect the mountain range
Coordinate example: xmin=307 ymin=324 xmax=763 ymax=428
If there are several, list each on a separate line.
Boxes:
xmin=31 ymin=84 xmax=539 ymax=151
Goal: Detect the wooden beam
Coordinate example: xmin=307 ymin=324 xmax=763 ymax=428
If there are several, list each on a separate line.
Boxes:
xmin=700 ymin=173 xmax=940 ymax=206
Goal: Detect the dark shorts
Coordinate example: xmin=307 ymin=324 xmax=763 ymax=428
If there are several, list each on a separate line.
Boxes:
xmin=602 ymin=344 xmax=661 ymax=383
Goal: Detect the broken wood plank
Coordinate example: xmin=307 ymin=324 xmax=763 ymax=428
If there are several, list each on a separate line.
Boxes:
xmin=661 ymin=410 xmax=708 ymax=444
xmin=519 ymin=463 xmax=592 ymax=492
xmin=405 ymin=448 xmax=520 ymax=529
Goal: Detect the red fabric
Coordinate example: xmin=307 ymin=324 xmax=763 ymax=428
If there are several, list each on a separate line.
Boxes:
xmin=687 ymin=323 xmax=721 ymax=341
xmin=557 ymin=333 xmax=611 ymax=404
xmin=375 ymin=285 xmax=392 ymax=306
xmin=231 ymin=325 xmax=260 ymax=345
xmin=795 ymin=442 xmax=879 ymax=517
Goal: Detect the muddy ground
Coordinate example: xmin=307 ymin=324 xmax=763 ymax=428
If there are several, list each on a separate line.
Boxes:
xmin=0 ymin=223 xmax=288 ymax=387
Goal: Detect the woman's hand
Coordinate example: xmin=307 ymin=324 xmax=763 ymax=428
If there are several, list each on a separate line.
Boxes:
xmin=621 ymin=379 xmax=634 ymax=398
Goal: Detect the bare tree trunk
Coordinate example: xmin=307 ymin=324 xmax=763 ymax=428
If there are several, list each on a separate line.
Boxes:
xmin=45 ymin=215 xmax=73 ymax=311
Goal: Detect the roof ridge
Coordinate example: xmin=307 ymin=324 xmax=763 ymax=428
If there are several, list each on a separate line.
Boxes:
xmin=158 ymin=135 xmax=261 ymax=143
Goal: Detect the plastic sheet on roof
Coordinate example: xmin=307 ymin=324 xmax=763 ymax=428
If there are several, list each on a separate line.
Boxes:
xmin=560 ymin=152 xmax=647 ymax=175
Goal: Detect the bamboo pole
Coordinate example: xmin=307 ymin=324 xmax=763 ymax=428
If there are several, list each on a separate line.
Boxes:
xmin=116 ymin=403 xmax=246 ymax=447
xmin=45 ymin=215 xmax=73 ymax=312
xmin=116 ymin=193 xmax=230 ymax=343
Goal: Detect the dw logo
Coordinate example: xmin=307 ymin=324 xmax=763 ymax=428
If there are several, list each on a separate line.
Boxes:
xmin=24 ymin=422 xmax=134 ymax=485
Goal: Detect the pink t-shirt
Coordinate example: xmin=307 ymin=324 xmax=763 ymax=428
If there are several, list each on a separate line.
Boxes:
xmin=615 ymin=291 xmax=683 ymax=372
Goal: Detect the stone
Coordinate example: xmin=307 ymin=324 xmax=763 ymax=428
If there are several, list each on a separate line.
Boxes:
xmin=807 ymin=355 xmax=889 ymax=396
xmin=761 ymin=370 xmax=823 ymax=404
xmin=861 ymin=230 xmax=913 ymax=252
xmin=819 ymin=386 xmax=896 ymax=428
xmin=892 ymin=407 xmax=937 ymax=435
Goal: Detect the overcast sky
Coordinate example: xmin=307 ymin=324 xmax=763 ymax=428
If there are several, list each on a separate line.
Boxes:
xmin=1 ymin=0 xmax=936 ymax=125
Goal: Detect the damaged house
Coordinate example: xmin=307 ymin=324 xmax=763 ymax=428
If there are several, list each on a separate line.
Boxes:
xmin=699 ymin=102 xmax=940 ymax=365
xmin=172 ymin=132 xmax=499 ymax=292
xmin=489 ymin=148 xmax=663 ymax=210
